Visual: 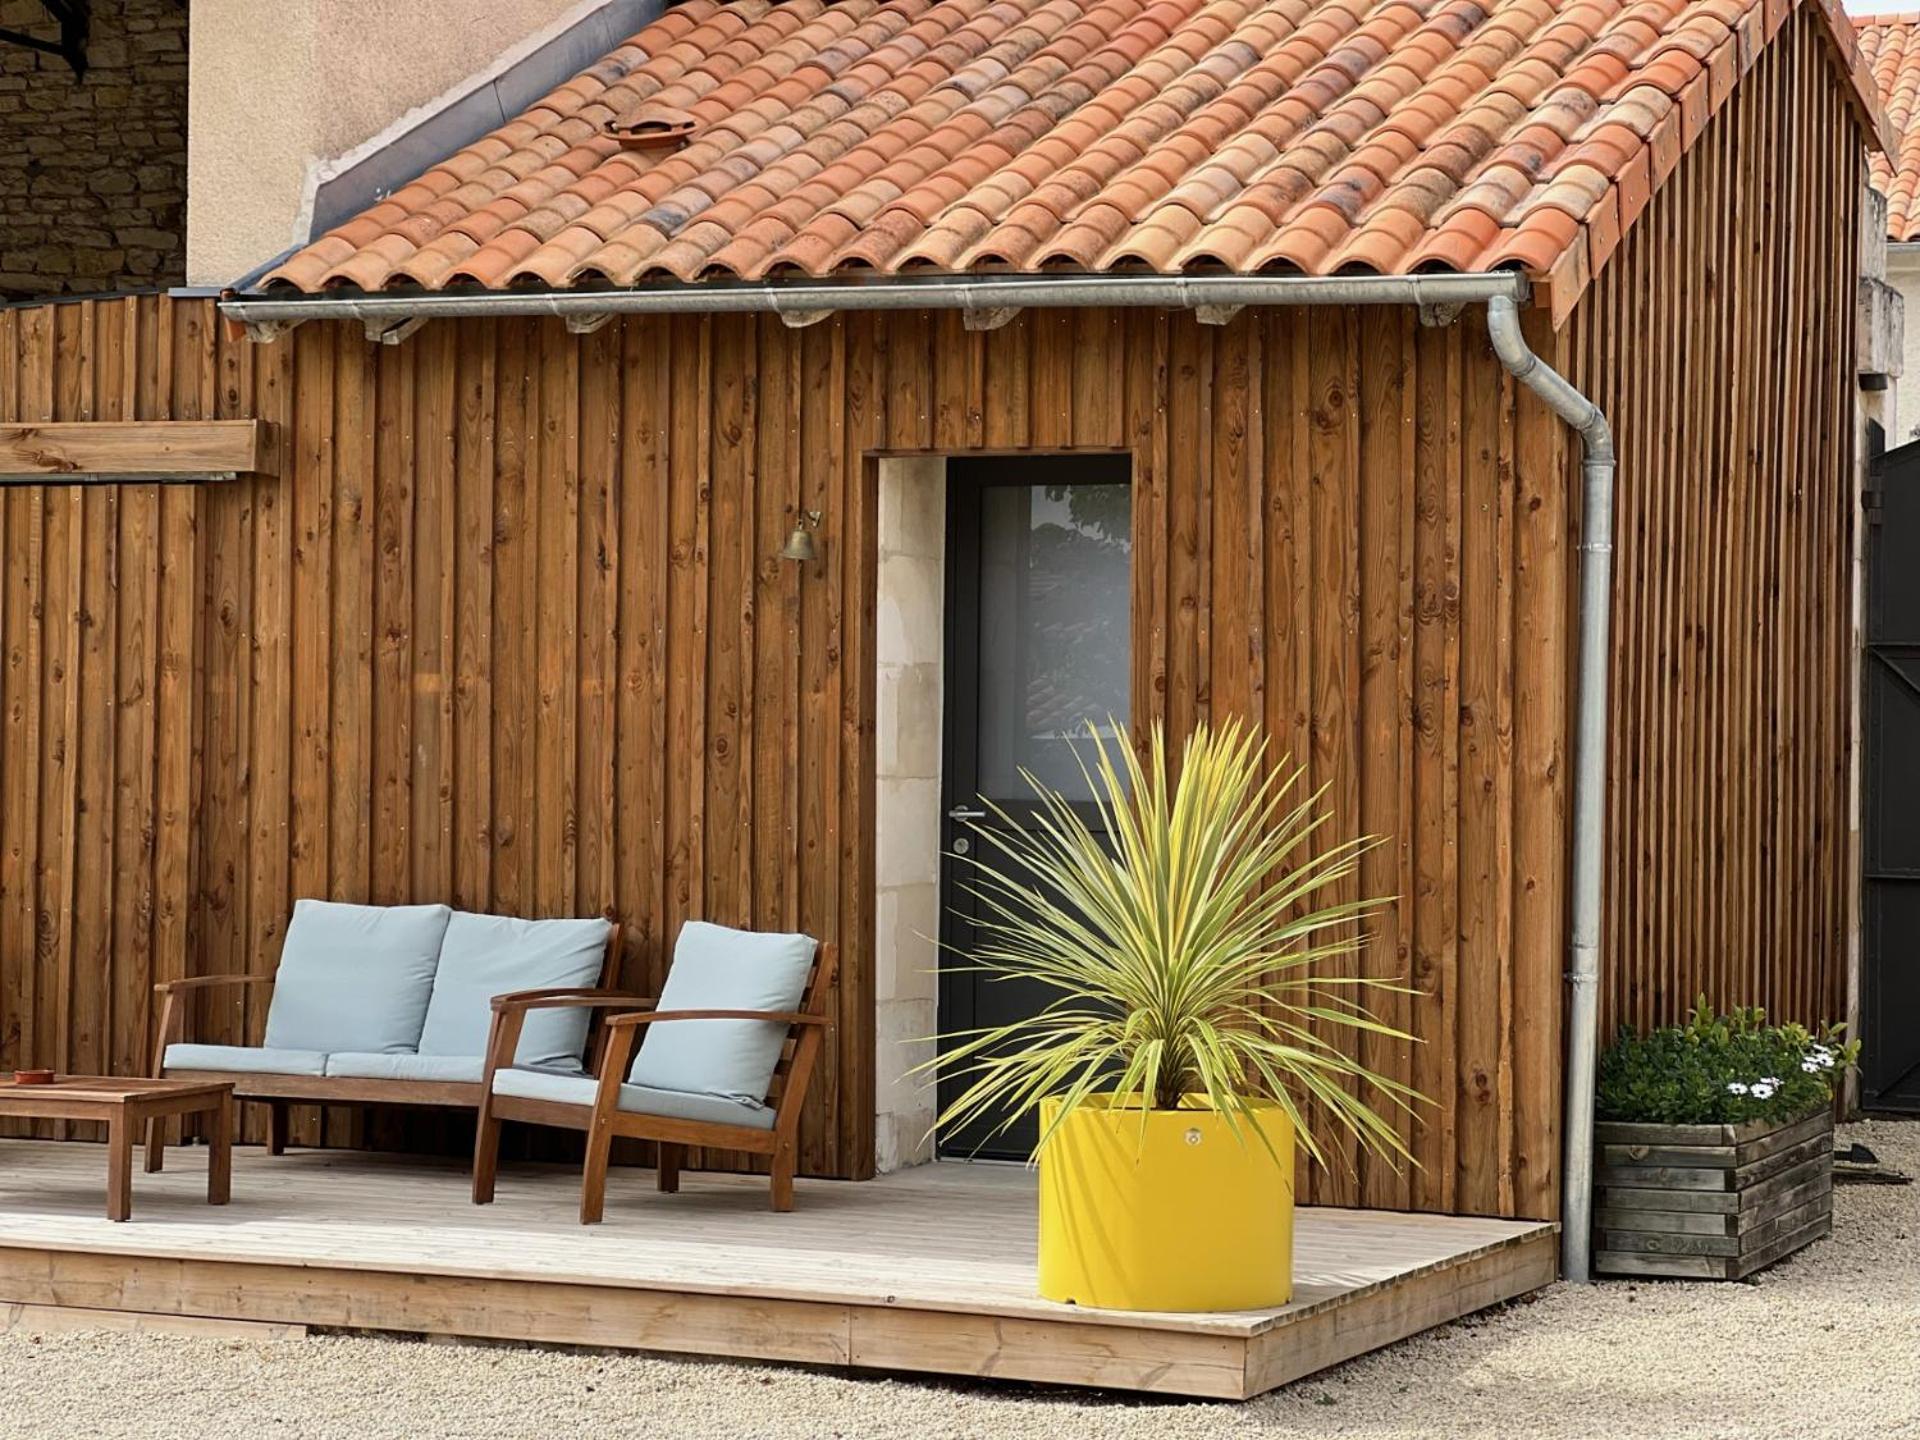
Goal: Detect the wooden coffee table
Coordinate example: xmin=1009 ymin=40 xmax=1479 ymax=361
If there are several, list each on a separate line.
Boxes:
xmin=0 ymin=1076 xmax=232 ymax=1222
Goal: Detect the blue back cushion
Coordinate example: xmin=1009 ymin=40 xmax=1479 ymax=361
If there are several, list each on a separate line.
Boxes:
xmin=419 ymin=912 xmax=612 ymax=1068
xmin=262 ymin=900 xmax=451 ymax=1054
xmin=627 ymin=922 xmax=816 ymax=1104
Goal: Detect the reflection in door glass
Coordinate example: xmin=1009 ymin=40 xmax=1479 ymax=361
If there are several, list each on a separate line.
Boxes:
xmin=976 ymin=483 xmax=1132 ymax=801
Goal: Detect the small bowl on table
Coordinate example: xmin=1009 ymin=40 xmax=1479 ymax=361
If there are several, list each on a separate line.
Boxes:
xmin=11 ymin=1069 xmax=54 ymax=1085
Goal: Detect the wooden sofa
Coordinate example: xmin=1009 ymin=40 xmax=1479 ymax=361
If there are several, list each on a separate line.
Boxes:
xmin=149 ymin=900 xmax=633 ymax=1167
xmin=473 ymin=921 xmax=836 ymax=1220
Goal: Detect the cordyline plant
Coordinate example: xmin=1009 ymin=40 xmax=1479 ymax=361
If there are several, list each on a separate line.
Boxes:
xmin=915 ymin=719 xmax=1425 ymax=1169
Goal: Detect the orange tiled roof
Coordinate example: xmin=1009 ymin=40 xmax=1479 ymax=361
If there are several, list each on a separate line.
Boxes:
xmin=1859 ymin=14 xmax=1920 ymax=240
xmin=262 ymin=0 xmax=1889 ymax=306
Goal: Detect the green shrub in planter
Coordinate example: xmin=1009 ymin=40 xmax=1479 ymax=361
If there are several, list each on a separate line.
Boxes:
xmin=1592 ymin=999 xmax=1859 ymax=1280
xmin=1596 ymin=998 xmax=1858 ymax=1125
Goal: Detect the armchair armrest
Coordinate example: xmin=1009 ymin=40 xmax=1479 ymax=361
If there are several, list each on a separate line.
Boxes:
xmin=151 ymin=974 xmax=276 ymax=1077
xmin=481 ymin=990 xmax=658 ymax=1082
xmin=489 ymin=987 xmax=655 ymax=1013
xmin=154 ymin=973 xmax=276 ymax=996
xmin=602 ymin=1009 xmax=828 ymax=1029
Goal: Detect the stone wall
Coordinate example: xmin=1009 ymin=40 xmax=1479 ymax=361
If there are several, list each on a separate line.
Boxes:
xmin=0 ymin=0 xmax=187 ymax=299
xmin=874 ymin=457 xmax=946 ymax=1173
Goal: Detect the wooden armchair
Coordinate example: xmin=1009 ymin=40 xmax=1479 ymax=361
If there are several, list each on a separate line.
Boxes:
xmin=472 ymin=925 xmax=836 ymax=1222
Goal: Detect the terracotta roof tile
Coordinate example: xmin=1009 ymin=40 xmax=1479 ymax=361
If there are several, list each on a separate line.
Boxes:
xmin=1859 ymin=13 xmax=1920 ymax=241
xmin=261 ymin=0 xmax=1891 ymax=296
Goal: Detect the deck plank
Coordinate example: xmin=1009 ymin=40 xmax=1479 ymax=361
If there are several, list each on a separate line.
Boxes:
xmin=0 ymin=1140 xmax=1554 ymax=1397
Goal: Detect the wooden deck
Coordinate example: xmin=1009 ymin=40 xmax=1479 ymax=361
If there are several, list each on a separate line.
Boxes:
xmin=0 ymin=1140 xmax=1556 ymax=1399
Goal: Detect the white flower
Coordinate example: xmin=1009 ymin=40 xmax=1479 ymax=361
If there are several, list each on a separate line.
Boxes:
xmin=1727 ymin=1082 xmax=1749 ymax=1095
xmin=1761 ymin=1076 xmax=1782 ymax=1087
xmin=1802 ymin=1058 xmax=1822 ymax=1073
xmin=1809 ymin=1046 xmax=1835 ymax=1069
xmin=1750 ymin=1081 xmax=1777 ymax=1100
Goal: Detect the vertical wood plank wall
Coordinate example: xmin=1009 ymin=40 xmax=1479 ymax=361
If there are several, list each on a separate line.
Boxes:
xmin=1566 ymin=9 xmax=1859 ymax=1040
xmin=0 ymin=296 xmax=1570 ymax=1214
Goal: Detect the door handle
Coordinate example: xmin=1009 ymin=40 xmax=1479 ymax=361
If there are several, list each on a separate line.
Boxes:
xmin=947 ymin=806 xmax=989 ymax=822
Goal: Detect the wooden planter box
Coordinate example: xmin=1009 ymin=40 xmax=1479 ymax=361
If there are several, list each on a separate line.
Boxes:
xmin=1592 ymin=1109 xmax=1834 ymax=1279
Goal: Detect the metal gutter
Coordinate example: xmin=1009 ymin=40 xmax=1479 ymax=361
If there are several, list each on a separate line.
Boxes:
xmin=1487 ymin=292 xmax=1616 ymax=1286
xmin=220 ymin=270 xmax=1533 ymax=338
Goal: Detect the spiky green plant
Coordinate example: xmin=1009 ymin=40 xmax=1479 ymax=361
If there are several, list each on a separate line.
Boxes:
xmin=915 ymin=719 xmax=1424 ymax=1169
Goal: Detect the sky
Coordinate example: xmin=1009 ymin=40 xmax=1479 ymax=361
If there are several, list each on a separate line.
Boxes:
xmin=1851 ymin=0 xmax=1917 ymax=14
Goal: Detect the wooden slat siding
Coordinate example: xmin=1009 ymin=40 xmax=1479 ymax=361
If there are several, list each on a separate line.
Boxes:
xmin=327 ymin=335 xmax=374 ymax=1152
xmin=490 ymin=320 xmax=532 ymax=922
xmin=576 ymin=323 xmax=619 ymax=923
xmin=0 ymin=297 xmax=1569 ymax=1203
xmin=1510 ymin=303 xmax=1570 ymax=1220
xmin=534 ymin=323 xmax=580 ymax=921
xmin=1565 ymin=8 xmax=1857 ymax=1039
xmin=371 ymin=340 xmax=413 ymax=911
xmin=29 ymin=307 xmax=68 ymax=1139
xmin=1357 ymin=306 xmax=1411 ymax=1213
xmin=806 ymin=318 xmax=848 ymax=1179
xmin=198 ymin=308 xmax=252 ymax=1073
xmin=102 ymin=302 xmax=150 ymax=1095
xmin=285 ymin=322 xmax=331 ymax=1150
xmin=73 ymin=342 xmax=111 ymax=1120
xmin=753 ymin=317 xmax=797 ymax=933
xmin=617 ymin=316 xmax=668 ymax=976
xmin=1307 ymin=309 xmax=1360 ymax=1208
xmin=1127 ymin=309 xmax=1168 ymax=770
xmin=412 ymin=324 xmax=456 ymax=915
xmin=1456 ymin=325 xmax=1513 ymax=1218
xmin=451 ymin=319 xmax=496 ymax=915
xmin=246 ymin=323 xmax=294 ymax=1121
xmin=707 ymin=318 xmax=752 ymax=929
xmin=0 ymin=313 xmax=21 ymax=1085
xmin=1409 ymin=317 xmax=1462 ymax=1215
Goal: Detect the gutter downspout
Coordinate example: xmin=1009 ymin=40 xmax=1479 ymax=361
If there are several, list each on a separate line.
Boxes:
xmin=1487 ymin=292 xmax=1616 ymax=1286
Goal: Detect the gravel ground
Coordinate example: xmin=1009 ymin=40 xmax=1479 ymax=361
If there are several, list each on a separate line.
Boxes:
xmin=0 ymin=1119 xmax=1913 ymax=1440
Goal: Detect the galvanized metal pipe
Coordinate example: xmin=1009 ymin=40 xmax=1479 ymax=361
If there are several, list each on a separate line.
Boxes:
xmin=1486 ymin=292 xmax=1616 ymax=1285
xmin=219 ymin=270 xmax=1533 ymax=334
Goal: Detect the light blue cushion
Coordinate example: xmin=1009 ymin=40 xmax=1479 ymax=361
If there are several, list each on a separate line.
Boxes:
xmin=262 ymin=899 xmax=452 ymax=1055
xmin=164 ymin=1043 xmax=328 ymax=1077
xmin=491 ymin=1065 xmax=775 ymax=1131
xmin=418 ymin=912 xmax=612 ymax=1069
xmin=626 ymin=921 xmax=816 ymax=1105
xmin=323 ymin=1052 xmax=483 ymax=1083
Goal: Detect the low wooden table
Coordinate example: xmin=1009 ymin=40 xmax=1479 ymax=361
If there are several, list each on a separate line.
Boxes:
xmin=0 ymin=1077 xmax=231 ymax=1222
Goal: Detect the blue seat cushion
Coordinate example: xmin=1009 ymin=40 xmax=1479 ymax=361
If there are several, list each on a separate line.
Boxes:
xmin=262 ymin=900 xmax=451 ymax=1055
xmin=323 ymin=1052 xmax=484 ymax=1083
xmin=491 ymin=1065 xmax=775 ymax=1131
xmin=417 ymin=912 xmax=612 ymax=1070
xmin=164 ymin=1043 xmax=328 ymax=1077
xmin=626 ymin=921 xmax=816 ymax=1106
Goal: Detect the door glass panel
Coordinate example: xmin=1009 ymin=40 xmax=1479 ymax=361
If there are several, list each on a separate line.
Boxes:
xmin=975 ymin=482 xmax=1132 ymax=801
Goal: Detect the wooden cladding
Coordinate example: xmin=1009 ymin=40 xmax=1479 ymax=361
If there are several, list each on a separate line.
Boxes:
xmin=1566 ymin=9 xmax=1859 ymax=1039
xmin=0 ymin=293 xmax=1573 ymax=1215
xmin=0 ymin=420 xmax=270 ymax=481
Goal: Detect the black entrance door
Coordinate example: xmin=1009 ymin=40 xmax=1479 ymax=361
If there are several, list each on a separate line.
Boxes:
xmin=1865 ymin=428 xmax=1920 ymax=1113
xmin=937 ymin=456 xmax=1132 ymax=1159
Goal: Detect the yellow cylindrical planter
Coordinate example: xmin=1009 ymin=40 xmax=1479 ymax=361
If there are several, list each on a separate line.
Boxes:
xmin=1037 ymin=1094 xmax=1295 ymax=1312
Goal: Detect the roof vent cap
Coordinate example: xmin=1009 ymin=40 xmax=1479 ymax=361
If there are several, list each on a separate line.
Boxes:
xmin=608 ymin=103 xmax=699 ymax=151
